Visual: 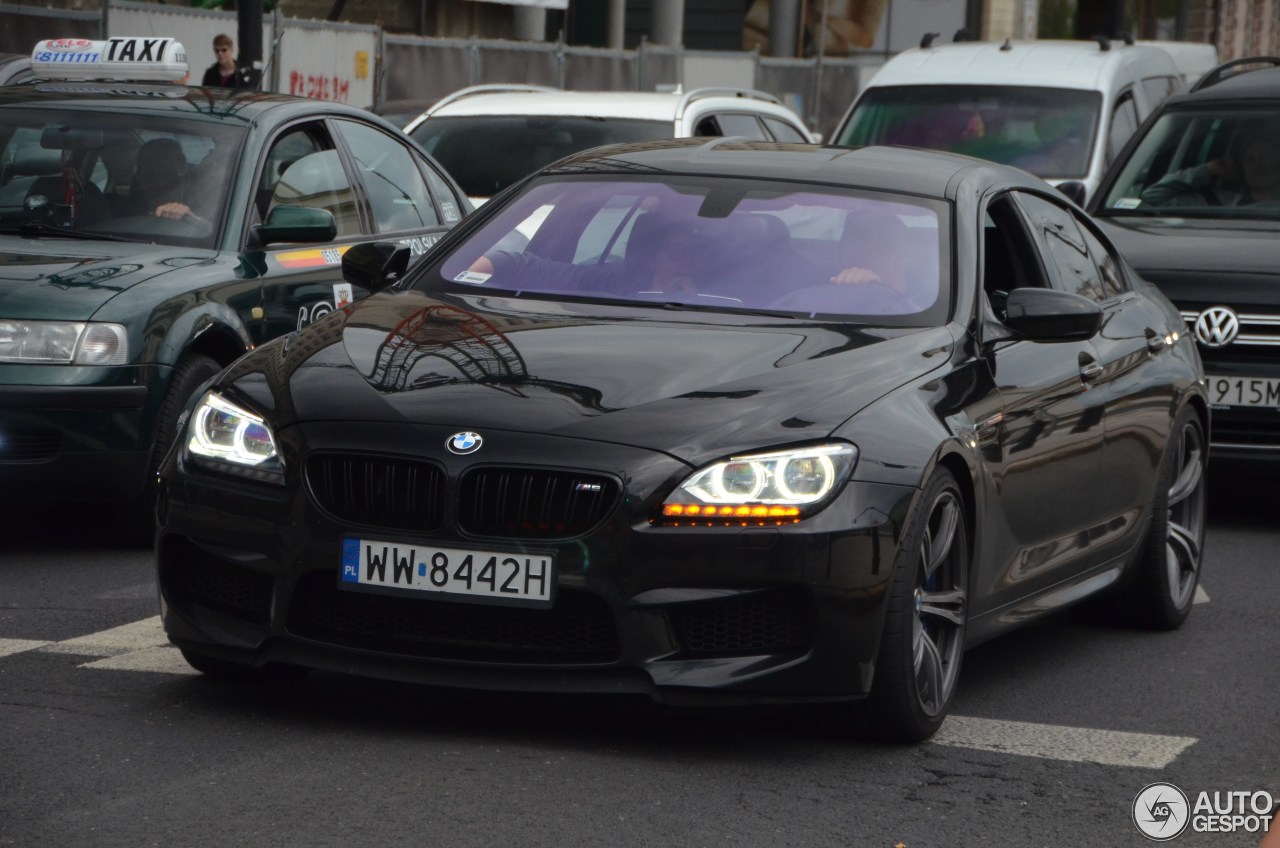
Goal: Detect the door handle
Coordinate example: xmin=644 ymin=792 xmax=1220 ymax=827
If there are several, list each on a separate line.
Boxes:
xmin=1080 ymin=360 xmax=1104 ymax=381
xmin=1145 ymin=327 xmax=1165 ymax=352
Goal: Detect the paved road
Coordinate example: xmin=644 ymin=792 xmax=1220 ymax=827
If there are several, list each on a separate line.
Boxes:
xmin=1 ymin=474 xmax=1275 ymax=848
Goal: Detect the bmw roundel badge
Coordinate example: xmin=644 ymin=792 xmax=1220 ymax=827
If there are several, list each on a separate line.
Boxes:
xmin=446 ymin=431 xmax=483 ymax=455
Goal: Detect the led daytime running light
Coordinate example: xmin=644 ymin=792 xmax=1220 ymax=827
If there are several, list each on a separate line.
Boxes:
xmin=187 ymin=392 xmax=279 ymax=467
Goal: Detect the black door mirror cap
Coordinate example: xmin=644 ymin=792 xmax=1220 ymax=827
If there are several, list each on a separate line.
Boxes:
xmin=1003 ymin=287 xmax=1103 ymax=342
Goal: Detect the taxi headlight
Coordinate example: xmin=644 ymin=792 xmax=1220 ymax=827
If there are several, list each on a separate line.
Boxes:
xmin=0 ymin=320 xmax=128 ymax=365
xmin=656 ymin=443 xmax=857 ymax=526
xmin=184 ymin=391 xmax=284 ymax=483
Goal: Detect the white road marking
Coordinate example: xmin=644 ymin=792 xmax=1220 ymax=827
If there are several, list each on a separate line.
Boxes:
xmin=932 ymin=715 xmax=1197 ymax=768
xmin=7 ymin=618 xmax=1204 ymax=768
xmin=40 ymin=616 xmax=168 ymax=657
xmin=81 ymin=645 xmax=197 ymax=675
xmin=1194 ymin=586 xmax=1210 ymax=605
xmin=0 ymin=638 xmax=52 ymax=658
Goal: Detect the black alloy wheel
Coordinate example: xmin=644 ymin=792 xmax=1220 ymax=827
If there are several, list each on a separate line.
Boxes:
xmin=863 ymin=467 xmax=969 ymax=742
xmin=1133 ymin=406 xmax=1207 ymax=629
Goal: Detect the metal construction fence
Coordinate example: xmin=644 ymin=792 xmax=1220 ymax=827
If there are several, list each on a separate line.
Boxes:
xmin=1 ymin=1 xmax=884 ymax=138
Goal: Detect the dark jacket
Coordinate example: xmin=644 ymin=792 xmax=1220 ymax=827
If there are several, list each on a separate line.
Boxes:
xmin=201 ymin=63 xmax=260 ymax=89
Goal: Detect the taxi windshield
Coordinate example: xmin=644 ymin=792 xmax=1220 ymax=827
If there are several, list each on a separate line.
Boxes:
xmin=836 ymin=85 xmax=1101 ymax=179
xmin=0 ymin=107 xmax=246 ymax=248
xmin=1096 ymin=108 xmax=1280 ymax=220
xmin=429 ymin=175 xmax=950 ymax=326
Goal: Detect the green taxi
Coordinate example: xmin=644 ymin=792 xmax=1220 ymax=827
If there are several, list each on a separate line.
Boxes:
xmin=0 ymin=39 xmax=469 ymax=517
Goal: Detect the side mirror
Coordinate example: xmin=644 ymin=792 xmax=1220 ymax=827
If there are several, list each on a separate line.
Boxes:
xmin=255 ymin=206 xmax=336 ymax=246
xmin=1002 ymin=288 xmax=1102 ymax=342
xmin=342 ymin=241 xmax=411 ymax=293
xmin=1055 ymin=181 xmax=1088 ymax=206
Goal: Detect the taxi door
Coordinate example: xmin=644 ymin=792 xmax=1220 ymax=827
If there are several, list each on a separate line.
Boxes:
xmin=246 ymin=119 xmax=461 ymax=343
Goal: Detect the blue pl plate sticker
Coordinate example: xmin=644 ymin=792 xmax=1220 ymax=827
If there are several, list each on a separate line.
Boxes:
xmin=341 ymin=538 xmax=360 ymax=582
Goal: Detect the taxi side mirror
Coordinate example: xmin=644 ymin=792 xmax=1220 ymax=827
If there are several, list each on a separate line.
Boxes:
xmin=342 ymin=241 xmax=411 ymax=293
xmin=255 ymin=206 xmax=336 ymax=246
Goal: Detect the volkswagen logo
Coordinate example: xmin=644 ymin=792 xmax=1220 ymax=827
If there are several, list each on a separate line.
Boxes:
xmin=1193 ymin=306 xmax=1240 ymax=348
xmin=446 ymin=431 xmax=483 ymax=455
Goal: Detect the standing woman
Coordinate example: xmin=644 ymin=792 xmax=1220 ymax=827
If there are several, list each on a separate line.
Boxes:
xmin=201 ymin=34 xmax=259 ymax=89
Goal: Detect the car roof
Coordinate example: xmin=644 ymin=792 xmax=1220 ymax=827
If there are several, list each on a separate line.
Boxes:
xmin=423 ymin=86 xmax=790 ymax=122
xmin=1174 ymin=64 xmax=1280 ymax=101
xmin=541 ymin=137 xmax=1040 ymax=200
xmin=864 ymin=40 xmax=1179 ymax=91
xmin=0 ymin=81 xmax=381 ymax=124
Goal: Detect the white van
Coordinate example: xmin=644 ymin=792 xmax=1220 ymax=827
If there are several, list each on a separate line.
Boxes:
xmin=831 ymin=38 xmax=1182 ymax=204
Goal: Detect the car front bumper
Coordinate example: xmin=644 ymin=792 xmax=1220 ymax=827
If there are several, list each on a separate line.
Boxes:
xmin=156 ymin=422 xmax=915 ymax=705
xmin=0 ymin=380 xmax=152 ymax=502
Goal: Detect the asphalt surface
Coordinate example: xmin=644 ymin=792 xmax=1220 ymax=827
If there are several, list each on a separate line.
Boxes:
xmin=0 ymin=473 xmax=1275 ymax=848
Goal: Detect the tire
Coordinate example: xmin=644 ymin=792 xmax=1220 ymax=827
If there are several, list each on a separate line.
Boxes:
xmin=117 ymin=353 xmax=223 ymax=544
xmin=862 ymin=467 xmax=969 ymax=742
xmin=1120 ymin=405 xmax=1207 ymax=630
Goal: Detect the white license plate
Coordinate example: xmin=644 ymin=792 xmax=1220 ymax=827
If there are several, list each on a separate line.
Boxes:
xmin=340 ymin=538 xmax=554 ymax=607
xmin=1206 ymin=375 xmax=1280 ymax=408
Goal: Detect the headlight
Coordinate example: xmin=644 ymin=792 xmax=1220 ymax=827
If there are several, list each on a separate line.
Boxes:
xmin=656 ymin=443 xmax=857 ymax=526
xmin=184 ymin=391 xmax=284 ymax=483
xmin=0 ymin=320 xmax=128 ymax=365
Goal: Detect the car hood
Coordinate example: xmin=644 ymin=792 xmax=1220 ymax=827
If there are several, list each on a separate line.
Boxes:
xmin=1097 ymin=216 xmax=1280 ymax=274
xmin=221 ymin=290 xmax=953 ymax=463
xmin=0 ymin=237 xmax=210 ymax=320
xmin=1095 ymin=217 xmax=1280 ymax=305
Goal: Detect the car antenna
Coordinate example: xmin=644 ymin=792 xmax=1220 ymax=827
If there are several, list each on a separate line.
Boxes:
xmin=257 ymin=25 xmax=285 ymax=90
xmin=1093 ymin=35 xmax=1112 ymax=51
xmin=920 ymin=32 xmax=940 ymax=49
xmin=999 ymin=38 xmax=1012 ymax=51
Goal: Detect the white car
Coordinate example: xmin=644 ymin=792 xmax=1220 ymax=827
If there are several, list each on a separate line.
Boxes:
xmin=405 ymin=84 xmax=817 ymax=204
xmin=830 ymin=37 xmax=1183 ymax=205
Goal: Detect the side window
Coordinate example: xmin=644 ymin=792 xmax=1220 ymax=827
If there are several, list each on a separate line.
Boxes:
xmin=1015 ymin=192 xmax=1108 ymax=302
xmin=259 ymin=127 xmax=322 ymax=221
xmin=268 ymin=146 xmax=361 ymax=238
xmin=714 ymin=113 xmax=769 ymax=140
xmin=1141 ymin=76 xmax=1176 ymax=109
xmin=1075 ymin=214 xmax=1128 ymax=299
xmin=981 ymin=194 xmax=1051 ymax=317
xmin=762 ymin=116 xmax=808 ymax=143
xmin=1108 ymin=93 xmax=1140 ymax=164
xmin=334 ymin=120 xmax=441 ymax=232
xmin=422 ymin=163 xmax=464 ymax=225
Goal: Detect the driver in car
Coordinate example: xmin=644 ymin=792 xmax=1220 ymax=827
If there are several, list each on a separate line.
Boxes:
xmin=1141 ymin=124 xmax=1280 ymax=208
xmin=125 ymin=137 xmax=211 ymax=227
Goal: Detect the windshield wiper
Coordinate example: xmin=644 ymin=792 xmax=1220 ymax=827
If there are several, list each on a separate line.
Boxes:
xmin=0 ymin=222 xmax=145 ymax=243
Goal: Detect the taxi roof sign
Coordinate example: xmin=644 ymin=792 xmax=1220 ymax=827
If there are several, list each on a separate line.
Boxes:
xmin=32 ymin=37 xmax=188 ymax=82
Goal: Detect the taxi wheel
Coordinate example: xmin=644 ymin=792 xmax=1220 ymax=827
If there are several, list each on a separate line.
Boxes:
xmin=860 ymin=467 xmax=969 ymax=743
xmin=118 ymin=353 xmax=223 ymax=545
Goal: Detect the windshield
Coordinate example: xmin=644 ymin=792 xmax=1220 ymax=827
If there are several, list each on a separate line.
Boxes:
xmin=1097 ymin=108 xmax=1280 ymax=219
xmin=426 ymin=175 xmax=950 ymax=325
xmin=836 ymin=85 xmax=1102 ymax=179
xmin=0 ymin=107 xmax=245 ymax=248
xmin=410 ymin=116 xmax=672 ymax=199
